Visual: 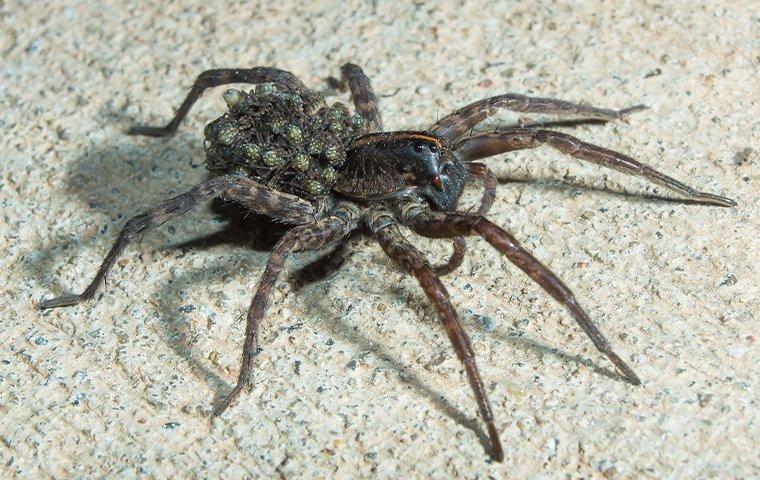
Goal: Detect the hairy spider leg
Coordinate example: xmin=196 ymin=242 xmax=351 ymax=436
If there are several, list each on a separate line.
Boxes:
xmin=367 ymin=209 xmax=505 ymax=462
xmin=219 ymin=176 xmax=319 ymax=224
xmin=214 ymin=203 xmax=361 ymax=416
xmin=430 ymin=93 xmax=646 ymax=141
xmin=128 ymin=67 xmax=308 ymax=137
xmin=455 ymin=128 xmax=736 ymax=207
xmin=39 ymin=175 xmax=319 ymax=309
xmin=339 ymin=63 xmax=383 ymax=132
xmin=402 ymin=206 xmax=641 ymax=386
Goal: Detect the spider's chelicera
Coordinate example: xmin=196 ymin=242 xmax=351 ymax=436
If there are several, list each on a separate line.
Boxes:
xmin=41 ymin=64 xmax=735 ymax=462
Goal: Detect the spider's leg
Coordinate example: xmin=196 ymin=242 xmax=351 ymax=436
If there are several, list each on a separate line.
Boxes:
xmin=401 ymin=206 xmax=641 ymax=386
xmin=468 ymin=162 xmax=497 ymax=216
xmin=338 ymin=63 xmax=383 ymax=131
xmin=430 ymin=93 xmax=645 ymax=141
xmin=219 ymin=175 xmax=318 ymax=225
xmin=366 ymin=208 xmax=504 ymax=462
xmin=128 ymin=67 xmax=308 ymax=137
xmin=40 ymin=175 xmax=318 ymax=309
xmin=40 ymin=176 xmax=232 ymax=309
xmin=214 ymin=203 xmax=361 ymax=416
xmin=456 ymin=128 xmax=736 ymax=207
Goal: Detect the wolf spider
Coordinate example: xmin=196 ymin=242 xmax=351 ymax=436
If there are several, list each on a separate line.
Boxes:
xmin=40 ymin=63 xmax=735 ymax=461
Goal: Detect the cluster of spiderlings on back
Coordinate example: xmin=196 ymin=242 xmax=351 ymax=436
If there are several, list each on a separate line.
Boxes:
xmin=203 ymin=83 xmax=369 ymax=199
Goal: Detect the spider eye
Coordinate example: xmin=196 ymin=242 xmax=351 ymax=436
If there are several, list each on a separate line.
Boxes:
xmin=429 ymin=145 xmax=439 ymax=154
xmin=413 ymin=143 xmax=425 ymax=152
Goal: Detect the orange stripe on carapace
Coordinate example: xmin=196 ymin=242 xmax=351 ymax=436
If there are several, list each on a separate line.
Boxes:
xmin=349 ymin=131 xmax=446 ymax=150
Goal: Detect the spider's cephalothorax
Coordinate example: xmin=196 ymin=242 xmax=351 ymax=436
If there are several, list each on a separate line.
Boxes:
xmin=336 ymin=132 xmax=468 ymax=211
xmin=41 ymin=63 xmax=736 ymax=462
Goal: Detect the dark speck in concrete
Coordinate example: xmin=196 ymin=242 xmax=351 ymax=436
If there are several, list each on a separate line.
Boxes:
xmin=733 ymin=147 xmax=754 ymax=166
xmin=644 ymin=67 xmax=662 ymax=78
xmin=718 ymin=273 xmax=737 ymax=287
xmin=284 ymin=323 xmax=303 ymax=333
xmin=474 ymin=314 xmax=496 ymax=332
xmin=71 ymin=392 xmax=86 ymax=406
xmin=178 ymin=304 xmax=196 ymax=314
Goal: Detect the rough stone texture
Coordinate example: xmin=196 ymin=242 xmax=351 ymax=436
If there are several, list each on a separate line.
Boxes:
xmin=1 ymin=1 xmax=757 ymax=478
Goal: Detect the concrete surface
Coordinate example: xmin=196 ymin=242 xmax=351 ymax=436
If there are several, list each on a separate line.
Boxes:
xmin=1 ymin=1 xmax=757 ymax=478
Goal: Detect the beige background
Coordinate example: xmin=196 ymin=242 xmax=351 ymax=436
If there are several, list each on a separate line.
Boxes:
xmin=1 ymin=1 xmax=757 ymax=478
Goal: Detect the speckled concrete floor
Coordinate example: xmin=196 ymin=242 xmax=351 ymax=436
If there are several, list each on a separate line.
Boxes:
xmin=1 ymin=1 xmax=757 ymax=478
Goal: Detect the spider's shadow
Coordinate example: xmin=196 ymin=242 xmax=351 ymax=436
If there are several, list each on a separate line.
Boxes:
xmin=304 ymin=290 xmax=495 ymax=455
xmin=489 ymin=327 xmax=623 ymax=382
xmin=493 ymin=175 xmax=721 ymax=207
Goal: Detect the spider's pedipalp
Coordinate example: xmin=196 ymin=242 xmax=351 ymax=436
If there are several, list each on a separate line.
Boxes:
xmin=426 ymin=161 xmax=496 ymax=275
xmin=455 ymin=128 xmax=736 ymax=207
xmin=434 ymin=237 xmax=467 ymax=276
xmin=467 ymin=162 xmax=497 ymax=216
xmin=401 ymin=205 xmax=641 ymax=386
xmin=367 ymin=208 xmax=504 ymax=462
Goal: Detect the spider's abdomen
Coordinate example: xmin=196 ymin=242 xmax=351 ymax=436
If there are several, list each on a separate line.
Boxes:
xmin=203 ymin=85 xmax=368 ymax=199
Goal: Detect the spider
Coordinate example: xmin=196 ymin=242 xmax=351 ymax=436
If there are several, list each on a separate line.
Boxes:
xmin=40 ymin=63 xmax=735 ymax=462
